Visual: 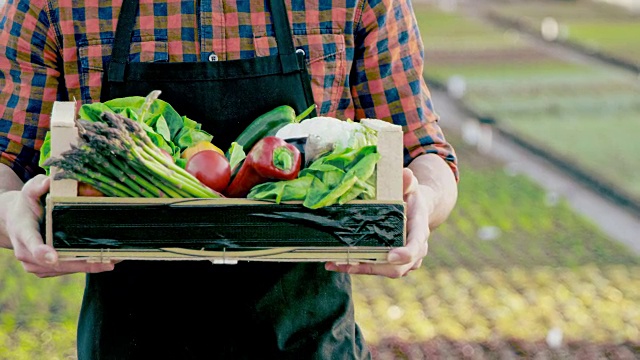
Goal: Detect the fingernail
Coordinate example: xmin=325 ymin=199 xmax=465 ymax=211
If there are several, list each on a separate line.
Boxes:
xmin=388 ymin=252 xmax=402 ymax=264
xmin=44 ymin=252 xmax=56 ymax=265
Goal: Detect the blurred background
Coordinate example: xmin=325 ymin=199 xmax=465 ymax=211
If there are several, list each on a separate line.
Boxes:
xmin=1 ymin=0 xmax=639 ymax=358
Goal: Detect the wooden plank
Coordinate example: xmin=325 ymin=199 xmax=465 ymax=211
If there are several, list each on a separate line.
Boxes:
xmin=55 ymin=247 xmax=391 ymax=264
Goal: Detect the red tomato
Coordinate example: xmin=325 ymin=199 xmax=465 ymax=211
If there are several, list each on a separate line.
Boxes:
xmin=185 ymin=150 xmax=231 ymax=193
xmin=159 ymin=149 xmax=174 ymax=163
xmin=78 ymin=182 xmax=105 ymax=197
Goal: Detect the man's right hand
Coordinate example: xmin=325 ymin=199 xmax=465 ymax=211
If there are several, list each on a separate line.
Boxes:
xmin=5 ymin=174 xmax=115 ymax=278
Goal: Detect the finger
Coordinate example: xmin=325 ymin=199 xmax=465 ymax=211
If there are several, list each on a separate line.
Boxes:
xmin=22 ymin=259 xmax=115 ymax=275
xmin=326 ymin=261 xmax=412 ymax=279
xmin=23 ymin=175 xmax=50 ymax=198
xmin=9 ymin=176 xmax=53 ymax=264
xmin=12 ymin=226 xmax=57 ymax=265
xmin=21 ymin=261 xmax=76 ymax=277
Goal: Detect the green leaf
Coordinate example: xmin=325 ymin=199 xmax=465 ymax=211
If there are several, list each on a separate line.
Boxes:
xmin=118 ymin=107 xmax=139 ymax=122
xmin=105 ymin=95 xmax=184 ymax=139
xmin=141 ymin=122 xmax=173 ymax=154
xmin=174 ymin=127 xmax=214 ymax=150
xmin=148 ymin=98 xmax=184 ymax=139
xmin=304 ymin=174 xmax=357 ymax=209
xmin=175 ymin=158 xmax=187 ymax=169
xmin=38 ymin=131 xmax=52 ymax=175
xmin=154 ymin=115 xmax=172 ymax=142
xmin=226 ymin=142 xmax=246 ymax=174
xmin=104 ymin=96 xmax=145 ymax=113
xmin=78 ymin=102 xmax=114 ymax=122
xmin=182 ymin=116 xmax=201 ymax=130
xmin=247 ymin=176 xmax=314 ymax=203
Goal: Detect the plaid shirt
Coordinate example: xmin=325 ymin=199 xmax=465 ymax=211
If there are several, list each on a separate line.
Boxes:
xmin=0 ymin=0 xmax=457 ymax=182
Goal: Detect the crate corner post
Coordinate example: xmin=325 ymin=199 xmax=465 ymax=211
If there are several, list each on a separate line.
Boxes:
xmin=49 ymin=101 xmax=79 ymax=197
xmin=361 ymin=119 xmax=403 ymax=202
xmin=46 ymin=101 xmax=79 ymax=245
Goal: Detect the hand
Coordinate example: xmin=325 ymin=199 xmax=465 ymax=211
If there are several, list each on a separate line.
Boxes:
xmin=325 ymin=168 xmax=431 ymax=278
xmin=7 ymin=175 xmax=116 ymax=278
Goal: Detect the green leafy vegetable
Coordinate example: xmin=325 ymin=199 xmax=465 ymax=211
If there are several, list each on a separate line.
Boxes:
xmin=39 ymin=91 xmax=213 ymax=175
xmin=247 ymin=145 xmax=381 ymax=208
xmin=43 ymin=112 xmax=222 ymax=198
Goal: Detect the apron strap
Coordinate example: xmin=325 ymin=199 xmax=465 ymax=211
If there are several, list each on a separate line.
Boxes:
xmin=109 ymin=0 xmax=139 ymax=83
xmin=269 ymin=0 xmax=302 ymax=74
xmin=108 ymin=0 xmax=304 ymax=82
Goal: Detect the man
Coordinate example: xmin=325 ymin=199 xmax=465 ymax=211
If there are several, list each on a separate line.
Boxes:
xmin=0 ymin=0 xmax=458 ymax=358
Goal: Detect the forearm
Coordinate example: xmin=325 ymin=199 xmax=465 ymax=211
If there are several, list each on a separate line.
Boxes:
xmin=408 ymin=153 xmax=458 ymax=229
xmin=0 ymin=164 xmax=25 ymax=248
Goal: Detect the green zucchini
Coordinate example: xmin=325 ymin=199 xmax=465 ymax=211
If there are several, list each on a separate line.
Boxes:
xmin=233 ymin=104 xmax=315 ymax=153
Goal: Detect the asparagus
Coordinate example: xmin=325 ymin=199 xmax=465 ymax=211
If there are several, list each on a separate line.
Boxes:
xmin=44 ymin=111 xmax=223 ymax=198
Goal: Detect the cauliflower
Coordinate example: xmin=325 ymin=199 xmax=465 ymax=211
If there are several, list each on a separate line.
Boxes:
xmin=275 ymin=117 xmax=377 ymax=163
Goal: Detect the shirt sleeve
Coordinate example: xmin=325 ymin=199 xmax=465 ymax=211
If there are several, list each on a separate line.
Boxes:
xmin=351 ymin=0 xmax=458 ymax=180
xmin=0 ymin=0 xmax=61 ymax=182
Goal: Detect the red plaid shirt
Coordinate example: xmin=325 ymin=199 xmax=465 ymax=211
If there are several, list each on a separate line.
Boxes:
xmin=0 ymin=0 xmax=457 ymax=182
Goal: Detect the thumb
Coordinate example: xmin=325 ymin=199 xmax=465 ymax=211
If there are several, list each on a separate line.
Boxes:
xmin=402 ymin=168 xmax=418 ymax=196
xmin=23 ymin=175 xmax=50 ymax=201
xmin=20 ymin=175 xmax=50 ymax=221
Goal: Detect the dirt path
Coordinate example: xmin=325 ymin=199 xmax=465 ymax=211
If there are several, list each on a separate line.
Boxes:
xmin=432 ymin=88 xmax=640 ymax=254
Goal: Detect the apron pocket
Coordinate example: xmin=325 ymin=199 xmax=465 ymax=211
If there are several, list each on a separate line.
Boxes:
xmin=77 ymin=37 xmax=169 ymax=101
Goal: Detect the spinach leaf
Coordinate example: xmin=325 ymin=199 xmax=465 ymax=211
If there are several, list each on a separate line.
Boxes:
xmin=248 ymin=146 xmax=381 ymax=208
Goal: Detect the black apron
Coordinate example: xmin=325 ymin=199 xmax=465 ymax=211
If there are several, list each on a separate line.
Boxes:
xmin=77 ymin=1 xmax=370 ymax=359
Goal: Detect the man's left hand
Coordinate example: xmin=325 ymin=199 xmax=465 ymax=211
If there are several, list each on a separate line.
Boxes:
xmin=325 ymin=168 xmax=432 ymax=278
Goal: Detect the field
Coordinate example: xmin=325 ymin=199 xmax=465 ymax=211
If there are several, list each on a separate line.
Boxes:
xmin=1 ymin=130 xmax=639 ymax=358
xmin=486 ymin=0 xmax=640 ymax=69
xmin=2 ymin=1 xmax=640 ymax=359
xmin=354 ymin=133 xmax=640 ymax=358
xmin=414 ymin=2 xmax=640 ymax=204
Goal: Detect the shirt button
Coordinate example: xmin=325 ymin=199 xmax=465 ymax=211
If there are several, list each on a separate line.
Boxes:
xmin=208 ymin=52 xmax=219 ymax=62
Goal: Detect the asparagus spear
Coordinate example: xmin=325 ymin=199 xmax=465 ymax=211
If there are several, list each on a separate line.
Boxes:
xmin=44 ymin=111 xmax=223 ymax=198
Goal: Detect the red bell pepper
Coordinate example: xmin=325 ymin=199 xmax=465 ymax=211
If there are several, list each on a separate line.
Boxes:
xmin=225 ymin=136 xmax=301 ymax=198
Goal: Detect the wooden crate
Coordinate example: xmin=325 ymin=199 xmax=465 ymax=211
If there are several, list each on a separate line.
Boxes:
xmin=44 ymin=101 xmax=406 ymax=264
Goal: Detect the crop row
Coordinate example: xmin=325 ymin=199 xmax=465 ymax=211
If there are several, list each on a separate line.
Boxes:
xmin=486 ymin=0 xmax=640 ymax=69
xmin=414 ymin=3 xmax=640 ymax=202
xmin=1 ymin=138 xmax=639 ymax=358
